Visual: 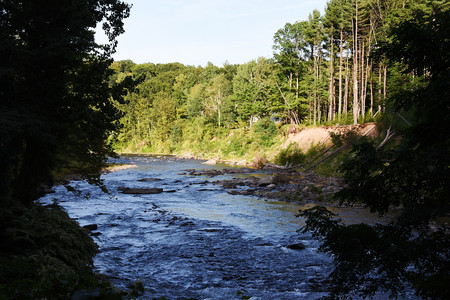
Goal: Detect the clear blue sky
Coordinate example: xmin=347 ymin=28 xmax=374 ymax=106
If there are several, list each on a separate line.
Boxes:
xmin=99 ymin=0 xmax=328 ymax=67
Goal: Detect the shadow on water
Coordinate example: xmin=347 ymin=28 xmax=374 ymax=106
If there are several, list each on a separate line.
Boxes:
xmin=38 ymin=155 xmax=407 ymax=299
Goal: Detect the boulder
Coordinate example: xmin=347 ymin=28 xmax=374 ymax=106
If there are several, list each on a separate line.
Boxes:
xmin=257 ymin=176 xmax=276 ymax=186
xmin=203 ymin=169 xmax=222 ymax=176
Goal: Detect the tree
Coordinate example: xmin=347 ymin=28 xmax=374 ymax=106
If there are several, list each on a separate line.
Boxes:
xmin=273 ymin=21 xmax=310 ymax=124
xmin=0 ymin=0 xmax=131 ymax=205
xmin=151 ymin=92 xmax=177 ymax=142
xmin=233 ymin=58 xmax=278 ymax=126
xmin=205 ymin=74 xmax=230 ymax=127
xmin=299 ymin=1 xmax=450 ymax=298
xmin=304 ymin=10 xmax=326 ymax=125
xmin=324 ymin=0 xmax=353 ymax=119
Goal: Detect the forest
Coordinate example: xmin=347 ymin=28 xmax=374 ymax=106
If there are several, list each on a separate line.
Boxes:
xmin=1 ymin=0 xmax=449 ymax=299
xmin=110 ymin=0 xmax=420 ymax=157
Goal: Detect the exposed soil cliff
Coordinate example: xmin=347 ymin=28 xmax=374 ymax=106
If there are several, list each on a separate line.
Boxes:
xmin=282 ymin=123 xmax=378 ymax=152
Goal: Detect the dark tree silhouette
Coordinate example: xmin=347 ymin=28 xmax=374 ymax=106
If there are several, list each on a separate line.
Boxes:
xmin=299 ymin=2 xmax=450 ymax=299
xmin=0 ymin=0 xmax=131 ymax=205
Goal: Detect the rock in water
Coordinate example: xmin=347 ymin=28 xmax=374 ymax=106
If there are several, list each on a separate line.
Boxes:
xmin=202 ymin=159 xmax=217 ymax=165
xmin=83 ymin=224 xmax=98 ymax=231
xmin=286 ymin=243 xmax=306 ymax=250
xmin=257 ymin=176 xmax=276 ymax=186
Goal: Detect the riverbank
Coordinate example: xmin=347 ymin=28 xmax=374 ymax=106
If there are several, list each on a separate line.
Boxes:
xmin=116 ymin=123 xmax=379 ymax=174
xmin=0 ymin=161 xmax=145 ymax=299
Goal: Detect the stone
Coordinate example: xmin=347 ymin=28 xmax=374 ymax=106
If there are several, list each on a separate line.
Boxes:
xmin=203 ymin=169 xmax=222 ymax=176
xmin=286 ymin=243 xmax=306 ymax=250
xmin=239 ymin=189 xmax=255 ymax=195
xmin=202 ymin=159 xmax=218 ymax=165
xmin=83 ymin=224 xmax=98 ymax=231
xmin=227 ymin=189 xmax=239 ymax=195
xmin=257 ymin=176 xmax=276 ymax=186
xmin=222 ymin=182 xmax=237 ymax=189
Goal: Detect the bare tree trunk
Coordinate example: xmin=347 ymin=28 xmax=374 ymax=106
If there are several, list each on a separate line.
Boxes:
xmin=370 ymin=69 xmax=374 ymax=115
xmin=217 ymin=88 xmax=222 ymax=127
xmin=352 ymin=3 xmax=359 ymax=125
xmin=377 ymin=126 xmax=395 ymax=149
xmin=364 ymin=57 xmax=371 ymax=116
xmin=383 ymin=65 xmax=387 ymax=111
xmin=344 ymin=56 xmax=349 ymax=115
xmin=338 ymin=29 xmax=344 ymax=119
xmin=378 ymin=62 xmax=382 ymax=112
xmin=289 ymin=72 xmax=293 ymax=89
xmin=313 ymin=55 xmax=317 ymax=125
xmin=360 ymin=40 xmax=365 ymax=120
xmin=352 ymin=51 xmax=359 ymax=124
xmin=318 ymin=54 xmax=322 ymax=124
xmin=328 ymin=34 xmax=335 ymax=121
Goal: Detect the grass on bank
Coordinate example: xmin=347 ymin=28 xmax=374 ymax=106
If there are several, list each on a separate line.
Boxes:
xmin=113 ymin=116 xmax=378 ymax=177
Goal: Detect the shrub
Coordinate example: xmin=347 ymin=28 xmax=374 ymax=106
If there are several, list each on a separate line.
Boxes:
xmin=251 ymin=155 xmax=268 ymax=169
xmin=275 ymin=143 xmax=305 ymax=166
xmin=252 ymin=117 xmax=277 ymax=135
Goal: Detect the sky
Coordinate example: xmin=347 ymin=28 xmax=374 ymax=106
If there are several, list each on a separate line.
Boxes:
xmin=97 ymin=0 xmax=328 ymax=67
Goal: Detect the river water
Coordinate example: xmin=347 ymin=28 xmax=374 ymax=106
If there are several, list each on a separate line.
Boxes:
xmin=37 ymin=155 xmax=397 ymax=299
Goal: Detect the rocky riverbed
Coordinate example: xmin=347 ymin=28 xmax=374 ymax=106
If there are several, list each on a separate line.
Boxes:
xmin=174 ymin=166 xmax=345 ymax=205
xmin=38 ymin=155 xmax=398 ymax=299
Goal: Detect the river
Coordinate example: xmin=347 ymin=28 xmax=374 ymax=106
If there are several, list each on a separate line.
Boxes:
xmin=37 ymin=155 xmax=404 ymax=299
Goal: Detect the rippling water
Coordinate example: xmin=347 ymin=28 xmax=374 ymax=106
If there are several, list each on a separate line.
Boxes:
xmin=37 ymin=156 xmax=409 ymax=299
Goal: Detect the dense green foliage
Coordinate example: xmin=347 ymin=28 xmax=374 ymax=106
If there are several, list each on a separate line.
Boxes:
xmin=111 ymin=0 xmax=426 ymax=158
xmin=0 ymin=0 xmax=131 ymax=205
xmin=110 ymin=59 xmax=289 ymax=161
xmin=0 ymin=204 xmax=100 ymax=298
xmin=299 ymin=1 xmax=450 ymax=298
xmin=1 ymin=0 xmax=448 ymax=298
xmin=0 ymin=0 xmax=133 ymax=298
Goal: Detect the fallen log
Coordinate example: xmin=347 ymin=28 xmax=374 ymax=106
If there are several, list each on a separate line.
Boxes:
xmin=119 ymin=187 xmax=164 ymax=194
xmin=304 ymin=124 xmax=377 ymax=172
xmin=376 ymin=126 xmax=395 ymax=150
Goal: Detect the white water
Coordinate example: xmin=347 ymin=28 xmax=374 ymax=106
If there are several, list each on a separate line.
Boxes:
xmin=38 ymin=156 xmax=412 ymax=299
